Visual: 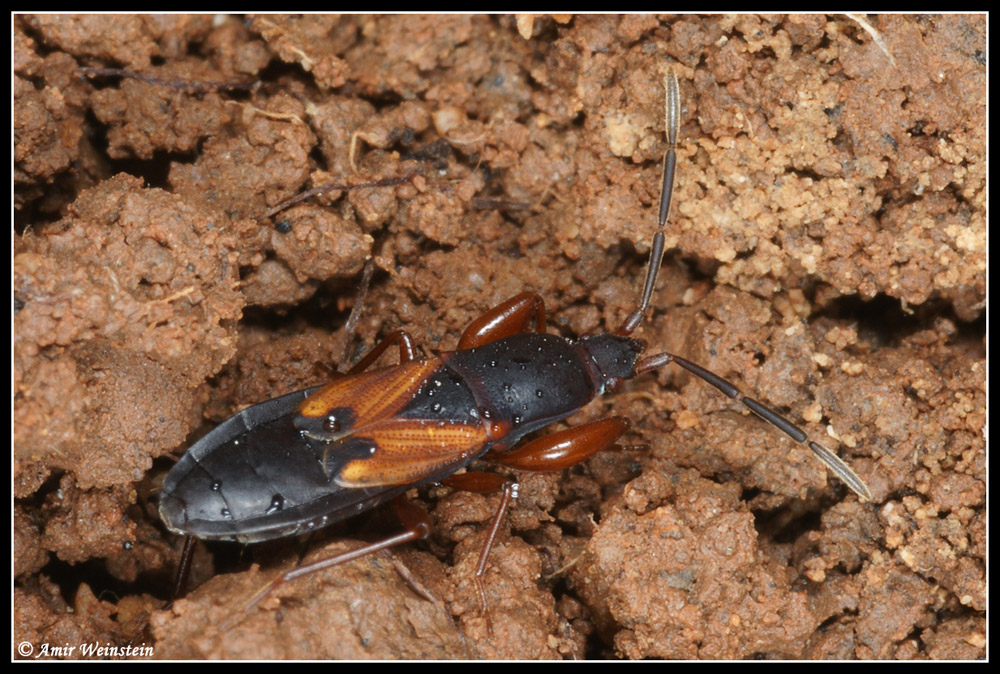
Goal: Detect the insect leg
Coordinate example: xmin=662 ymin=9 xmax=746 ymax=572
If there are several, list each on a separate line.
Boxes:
xmin=457 ymin=292 xmax=547 ymax=349
xmin=241 ymin=495 xmax=432 ymax=615
xmin=167 ymin=534 xmax=197 ymax=605
xmin=490 ymin=417 xmax=631 ymax=471
xmin=440 ymin=419 xmax=630 ymax=632
xmin=635 ymin=352 xmax=871 ymax=500
xmin=440 ymin=472 xmax=518 ymax=634
xmin=338 ymin=258 xmax=376 ymax=372
xmin=346 ymin=329 xmax=417 ymax=374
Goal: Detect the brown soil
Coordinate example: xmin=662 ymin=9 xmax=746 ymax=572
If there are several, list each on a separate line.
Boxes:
xmin=14 ymin=14 xmax=985 ymax=660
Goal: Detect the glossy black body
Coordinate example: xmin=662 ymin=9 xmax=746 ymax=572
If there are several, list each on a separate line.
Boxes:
xmin=159 ymin=331 xmax=644 ymax=544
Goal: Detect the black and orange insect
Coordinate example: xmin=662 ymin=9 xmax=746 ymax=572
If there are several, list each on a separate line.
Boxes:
xmin=159 ymin=70 xmax=870 ymax=617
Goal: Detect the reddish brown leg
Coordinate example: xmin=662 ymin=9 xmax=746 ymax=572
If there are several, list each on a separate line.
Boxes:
xmin=441 ymin=472 xmax=517 ymax=634
xmin=240 ymin=495 xmax=432 ymax=616
xmin=490 ymin=417 xmax=631 ymax=471
xmin=458 ymin=292 xmax=546 ymax=350
xmin=440 ymin=419 xmax=629 ymax=632
xmin=346 ymin=329 xmax=417 ymax=374
xmin=441 ymin=471 xmax=510 ymax=492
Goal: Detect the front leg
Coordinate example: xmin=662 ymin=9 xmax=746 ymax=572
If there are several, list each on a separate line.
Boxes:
xmin=458 ymin=292 xmax=546 ymax=349
xmin=490 ymin=417 xmax=630 ymax=471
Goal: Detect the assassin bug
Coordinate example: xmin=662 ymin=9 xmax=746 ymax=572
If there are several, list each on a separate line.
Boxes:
xmin=159 ymin=70 xmax=870 ymax=620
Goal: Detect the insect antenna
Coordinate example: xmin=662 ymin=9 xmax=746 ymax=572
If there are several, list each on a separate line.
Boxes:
xmin=621 ymin=69 xmax=871 ymax=500
xmin=617 ymin=69 xmax=680 ymax=337
xmin=635 ymin=351 xmax=871 ymax=500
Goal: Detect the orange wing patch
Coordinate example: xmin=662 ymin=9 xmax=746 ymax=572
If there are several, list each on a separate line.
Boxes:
xmin=299 ymin=359 xmax=491 ymax=488
xmin=335 ymin=419 xmax=489 ymax=487
xmin=298 ymin=359 xmax=440 ymax=427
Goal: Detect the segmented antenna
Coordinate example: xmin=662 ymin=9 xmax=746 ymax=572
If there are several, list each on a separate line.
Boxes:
xmin=618 ymin=69 xmax=680 ymax=336
xmin=623 ymin=68 xmax=872 ymax=500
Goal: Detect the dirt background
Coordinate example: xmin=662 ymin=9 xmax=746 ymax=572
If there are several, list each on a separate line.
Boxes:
xmin=14 ymin=14 xmax=985 ymax=660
